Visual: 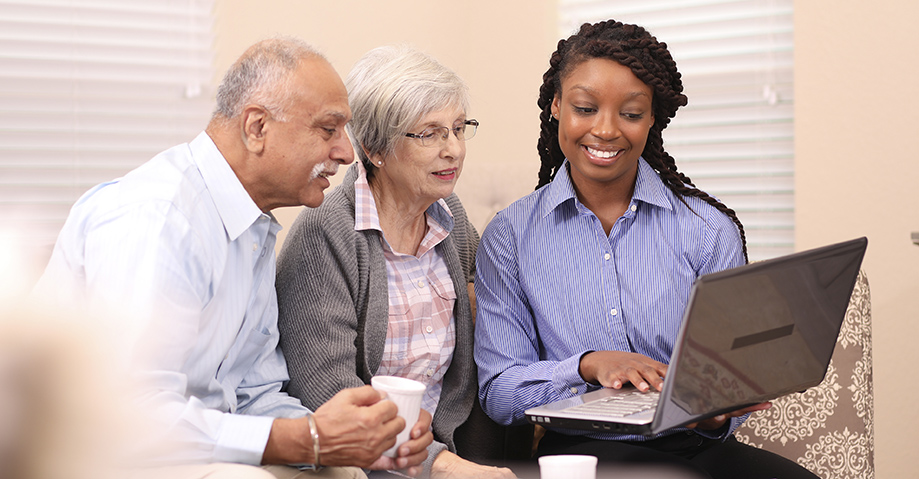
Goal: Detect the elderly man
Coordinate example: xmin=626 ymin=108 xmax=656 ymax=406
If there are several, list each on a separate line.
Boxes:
xmin=32 ymin=38 xmax=432 ymax=479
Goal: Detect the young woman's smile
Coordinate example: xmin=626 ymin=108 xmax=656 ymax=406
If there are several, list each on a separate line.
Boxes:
xmin=551 ymin=58 xmax=655 ymax=193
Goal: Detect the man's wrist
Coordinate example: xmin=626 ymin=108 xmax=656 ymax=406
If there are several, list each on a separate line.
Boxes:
xmin=263 ymin=417 xmax=316 ymax=466
xmin=304 ymin=413 xmax=322 ymax=470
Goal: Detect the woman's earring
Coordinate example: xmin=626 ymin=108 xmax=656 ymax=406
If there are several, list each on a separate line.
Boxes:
xmin=377 ymin=160 xmax=383 ymax=166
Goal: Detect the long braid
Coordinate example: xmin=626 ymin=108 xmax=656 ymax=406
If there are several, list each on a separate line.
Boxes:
xmin=535 ymin=20 xmax=749 ymax=262
xmin=537 ymin=46 xmax=566 ymax=187
xmin=644 ymin=130 xmax=750 ymax=261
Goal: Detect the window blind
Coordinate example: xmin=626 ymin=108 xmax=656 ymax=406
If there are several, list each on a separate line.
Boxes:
xmin=558 ymin=0 xmax=794 ymax=260
xmin=0 ymin=0 xmax=214 ymax=258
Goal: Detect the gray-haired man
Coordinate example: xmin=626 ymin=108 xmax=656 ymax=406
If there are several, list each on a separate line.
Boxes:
xmin=34 ymin=38 xmax=432 ymax=479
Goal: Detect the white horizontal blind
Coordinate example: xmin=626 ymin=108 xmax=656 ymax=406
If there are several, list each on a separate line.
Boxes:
xmin=559 ymin=0 xmax=794 ymax=260
xmin=0 ymin=0 xmax=214 ymax=258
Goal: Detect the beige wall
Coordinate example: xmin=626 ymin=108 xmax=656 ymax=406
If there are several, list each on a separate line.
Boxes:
xmin=215 ymin=1 xmax=918 ymax=475
xmin=214 ymin=0 xmax=559 ymax=247
xmin=795 ymin=1 xmax=919 ymax=476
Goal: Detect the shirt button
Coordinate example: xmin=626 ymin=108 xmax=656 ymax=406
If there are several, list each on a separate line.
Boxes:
xmin=252 ymin=242 xmax=258 ymax=251
xmin=425 ymin=325 xmax=434 ymax=334
xmin=570 ymin=387 xmax=578 ymax=394
xmin=425 ymin=368 xmax=435 ymax=377
xmin=610 ymin=308 xmax=618 ymax=316
xmin=604 ymin=253 xmax=611 ymax=260
xmin=417 ymin=280 xmax=425 ymax=288
xmin=630 ymin=204 xmax=637 ymax=212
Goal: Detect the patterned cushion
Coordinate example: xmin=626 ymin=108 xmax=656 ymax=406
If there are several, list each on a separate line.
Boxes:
xmin=735 ymin=270 xmax=873 ymax=479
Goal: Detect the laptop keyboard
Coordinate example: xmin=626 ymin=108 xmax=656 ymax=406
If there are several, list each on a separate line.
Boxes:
xmin=568 ymin=390 xmax=660 ymax=417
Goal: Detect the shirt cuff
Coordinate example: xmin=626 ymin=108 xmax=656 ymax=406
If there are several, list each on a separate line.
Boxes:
xmin=420 ymin=440 xmax=449 ymax=478
xmin=552 ymin=351 xmax=594 ymax=396
xmin=214 ymin=413 xmax=275 ymax=465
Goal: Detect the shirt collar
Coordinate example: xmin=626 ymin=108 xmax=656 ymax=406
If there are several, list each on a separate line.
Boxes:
xmin=538 ymin=160 xmax=578 ymax=219
xmin=190 ymin=132 xmax=271 ymax=241
xmin=633 ymin=157 xmax=673 ymax=211
xmin=538 ymin=157 xmax=674 ymax=218
xmin=353 ymin=161 xmax=454 ymax=234
xmin=354 ymin=161 xmax=382 ymax=232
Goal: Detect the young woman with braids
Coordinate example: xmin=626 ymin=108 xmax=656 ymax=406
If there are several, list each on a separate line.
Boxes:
xmin=473 ymin=20 xmax=818 ymax=479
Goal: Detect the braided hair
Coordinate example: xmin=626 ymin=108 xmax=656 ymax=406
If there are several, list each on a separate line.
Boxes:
xmin=536 ymin=20 xmax=748 ymax=262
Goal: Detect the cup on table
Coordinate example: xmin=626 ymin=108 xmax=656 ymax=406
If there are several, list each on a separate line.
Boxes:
xmin=538 ymin=454 xmax=598 ymax=479
xmin=370 ymin=375 xmax=426 ymax=458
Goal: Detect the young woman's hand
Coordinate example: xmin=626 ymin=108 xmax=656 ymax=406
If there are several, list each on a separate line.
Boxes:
xmin=578 ymin=350 xmax=668 ymax=392
xmin=685 ymin=402 xmax=772 ymax=430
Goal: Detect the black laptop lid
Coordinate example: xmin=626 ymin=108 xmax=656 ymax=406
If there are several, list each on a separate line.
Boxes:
xmin=663 ymin=237 xmax=867 ymax=419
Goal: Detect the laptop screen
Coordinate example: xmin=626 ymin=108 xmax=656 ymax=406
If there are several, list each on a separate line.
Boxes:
xmin=668 ymin=240 xmax=865 ymax=416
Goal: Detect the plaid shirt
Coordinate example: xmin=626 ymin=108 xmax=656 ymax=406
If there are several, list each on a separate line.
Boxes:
xmin=353 ymin=163 xmax=457 ymax=416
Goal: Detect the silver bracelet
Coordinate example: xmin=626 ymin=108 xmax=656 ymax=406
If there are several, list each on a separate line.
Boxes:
xmin=306 ymin=412 xmax=321 ymax=469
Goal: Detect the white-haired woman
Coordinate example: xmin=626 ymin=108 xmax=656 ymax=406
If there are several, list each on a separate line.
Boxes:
xmin=276 ymin=45 xmax=514 ymax=479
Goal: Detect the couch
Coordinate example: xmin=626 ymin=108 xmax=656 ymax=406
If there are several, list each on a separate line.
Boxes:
xmin=735 ymin=270 xmax=874 ymax=479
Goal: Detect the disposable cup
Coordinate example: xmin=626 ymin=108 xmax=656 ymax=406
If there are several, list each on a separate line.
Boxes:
xmin=370 ymin=375 xmax=426 ymax=458
xmin=538 ymin=454 xmax=598 ymax=479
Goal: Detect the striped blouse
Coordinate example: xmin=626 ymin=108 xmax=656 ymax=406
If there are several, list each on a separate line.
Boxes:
xmin=473 ymin=158 xmax=745 ymax=441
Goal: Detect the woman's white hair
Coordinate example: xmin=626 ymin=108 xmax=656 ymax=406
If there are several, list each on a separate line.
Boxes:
xmin=345 ymin=45 xmax=470 ymax=173
xmin=213 ymin=37 xmax=324 ymax=121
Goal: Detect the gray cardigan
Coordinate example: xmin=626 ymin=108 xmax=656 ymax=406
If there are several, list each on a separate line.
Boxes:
xmin=276 ymin=164 xmax=479 ymax=476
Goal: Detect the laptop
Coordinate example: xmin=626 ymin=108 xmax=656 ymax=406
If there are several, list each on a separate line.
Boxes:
xmin=525 ymin=236 xmax=868 ymax=436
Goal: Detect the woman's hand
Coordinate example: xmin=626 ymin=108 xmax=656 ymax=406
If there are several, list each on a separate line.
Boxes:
xmin=578 ymin=351 xmax=668 ymax=392
xmin=367 ymin=408 xmax=434 ymax=476
xmin=431 ymin=450 xmax=517 ymax=479
xmin=685 ymin=402 xmax=772 ymax=430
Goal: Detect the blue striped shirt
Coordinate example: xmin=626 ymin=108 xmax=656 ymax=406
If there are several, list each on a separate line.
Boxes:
xmin=474 ymin=158 xmax=745 ymax=441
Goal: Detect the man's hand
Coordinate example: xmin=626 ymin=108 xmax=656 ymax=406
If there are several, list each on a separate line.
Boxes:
xmin=313 ymin=386 xmax=411 ymax=467
xmin=263 ymin=385 xmax=404 ymax=467
xmin=578 ymin=350 xmax=668 ymax=392
xmin=685 ymin=402 xmax=772 ymax=430
xmin=367 ymin=409 xmax=434 ymax=477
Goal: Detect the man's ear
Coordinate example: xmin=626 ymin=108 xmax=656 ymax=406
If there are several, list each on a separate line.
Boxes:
xmin=241 ymin=105 xmax=269 ymax=154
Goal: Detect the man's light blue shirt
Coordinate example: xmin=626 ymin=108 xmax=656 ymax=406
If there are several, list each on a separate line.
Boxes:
xmin=474 ymin=158 xmax=745 ymax=441
xmin=35 ymin=132 xmax=308 ymax=465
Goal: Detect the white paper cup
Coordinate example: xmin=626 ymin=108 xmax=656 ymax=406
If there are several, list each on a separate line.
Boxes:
xmin=370 ymin=376 xmax=426 ymax=458
xmin=539 ymin=454 xmax=598 ymax=479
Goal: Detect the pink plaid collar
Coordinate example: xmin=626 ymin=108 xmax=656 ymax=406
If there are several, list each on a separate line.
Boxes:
xmin=353 ymin=162 xmax=453 ymax=255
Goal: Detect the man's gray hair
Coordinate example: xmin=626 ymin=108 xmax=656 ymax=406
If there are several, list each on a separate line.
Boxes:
xmin=213 ymin=37 xmax=324 ymax=121
xmin=345 ymin=45 xmax=469 ymax=171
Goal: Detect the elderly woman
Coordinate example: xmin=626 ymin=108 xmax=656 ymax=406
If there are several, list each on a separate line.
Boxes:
xmin=276 ymin=46 xmax=514 ymax=479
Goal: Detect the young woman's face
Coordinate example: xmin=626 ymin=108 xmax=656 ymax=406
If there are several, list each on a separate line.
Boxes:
xmin=551 ymin=57 xmax=655 ymax=194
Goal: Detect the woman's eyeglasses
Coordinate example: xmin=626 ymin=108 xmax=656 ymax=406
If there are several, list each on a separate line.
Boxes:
xmin=404 ymin=119 xmax=479 ymax=148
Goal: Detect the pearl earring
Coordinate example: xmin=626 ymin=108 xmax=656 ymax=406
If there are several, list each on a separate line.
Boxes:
xmin=377 ymin=161 xmax=383 ymax=166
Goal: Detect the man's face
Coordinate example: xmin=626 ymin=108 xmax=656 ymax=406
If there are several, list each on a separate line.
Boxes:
xmin=256 ymin=57 xmax=354 ymax=210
